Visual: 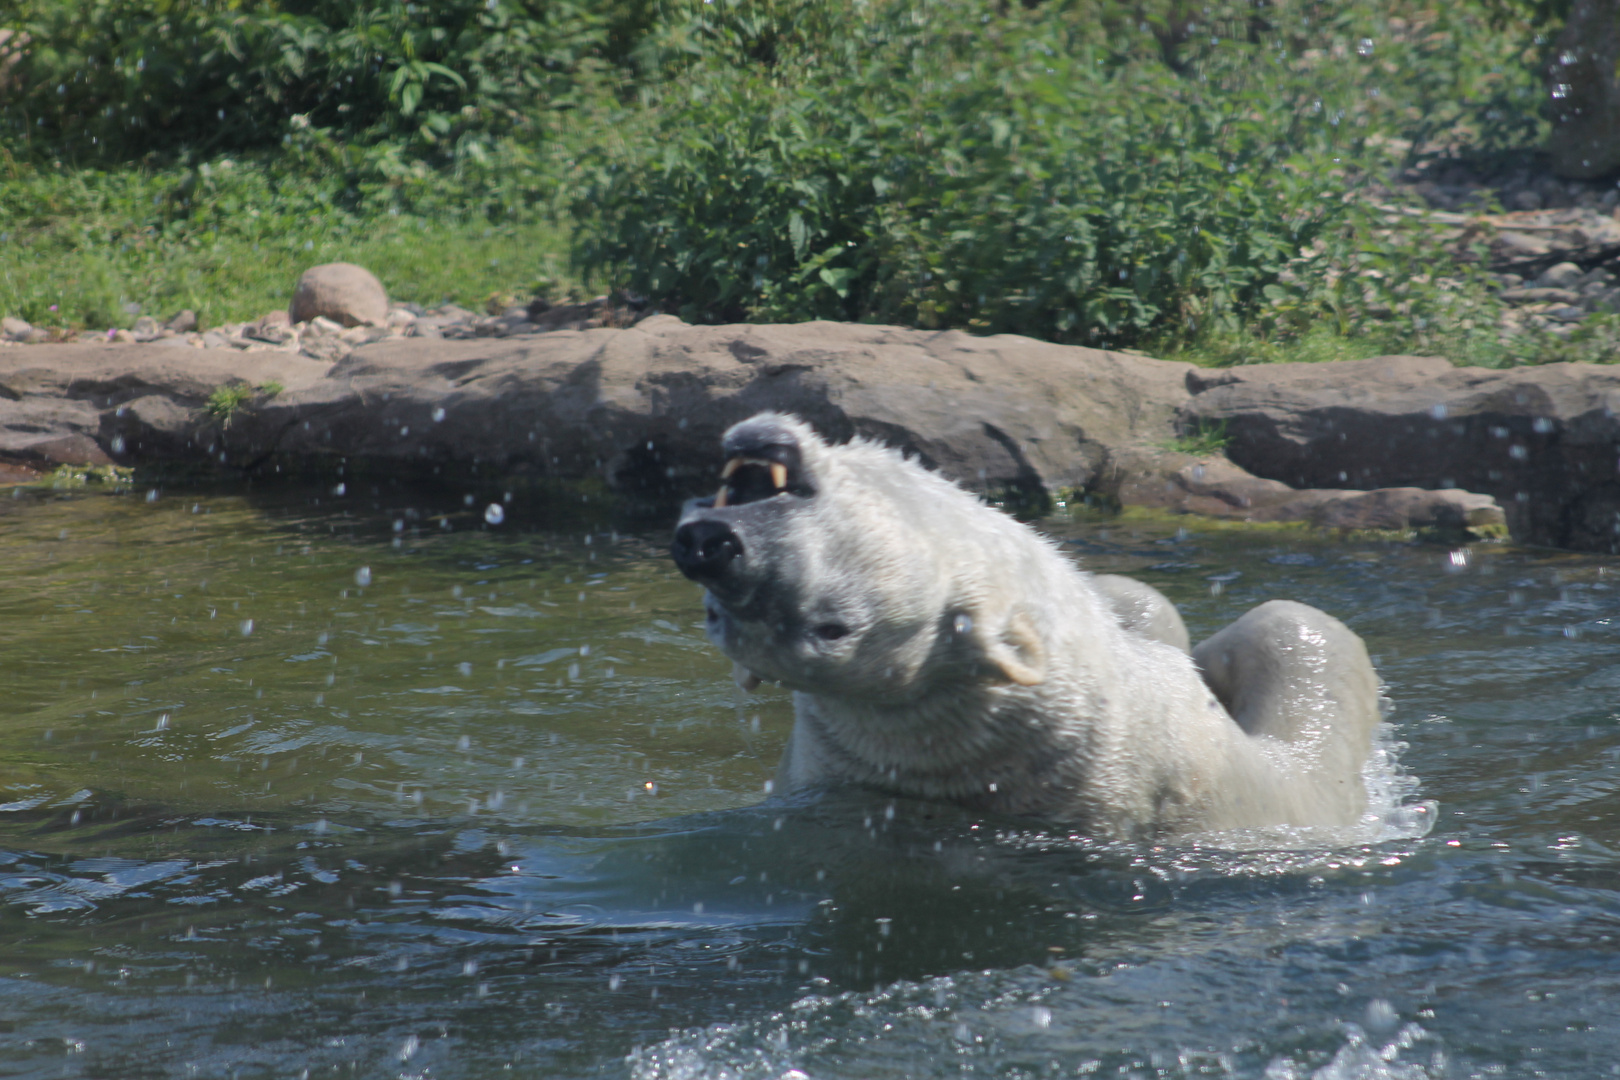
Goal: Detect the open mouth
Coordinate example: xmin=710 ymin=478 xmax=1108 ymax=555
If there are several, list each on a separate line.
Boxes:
xmin=714 ymin=455 xmax=794 ymax=507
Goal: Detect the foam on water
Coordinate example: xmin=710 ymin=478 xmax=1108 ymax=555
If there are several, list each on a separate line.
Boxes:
xmin=628 ymin=974 xmax=1448 ymax=1080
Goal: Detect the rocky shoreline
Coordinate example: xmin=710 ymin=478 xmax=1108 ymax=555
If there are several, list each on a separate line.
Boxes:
xmin=3 ymin=314 xmax=1618 ymax=553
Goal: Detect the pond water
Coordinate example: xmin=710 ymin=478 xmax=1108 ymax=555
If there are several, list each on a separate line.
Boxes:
xmin=0 ymin=481 xmax=1617 ymax=1080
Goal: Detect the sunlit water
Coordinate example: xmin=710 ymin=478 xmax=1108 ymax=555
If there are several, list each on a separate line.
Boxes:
xmin=0 ymin=482 xmax=1616 ymax=1079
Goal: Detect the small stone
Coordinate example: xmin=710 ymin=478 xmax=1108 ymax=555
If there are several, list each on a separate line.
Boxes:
xmin=1548 ymin=305 xmax=1587 ymax=323
xmin=289 ymin=263 xmax=389 ymax=327
xmin=112 ymin=328 xmax=136 ymax=344
xmin=1 ymin=315 xmax=31 ymax=341
xmin=1510 ymin=190 xmax=1543 ymax=211
xmin=1492 ymin=232 xmax=1554 ymax=259
xmin=1585 ymin=290 xmax=1620 ymax=313
xmin=1499 ymin=287 xmax=1581 ymax=305
xmin=385 ymin=307 xmax=417 ymax=327
xmin=202 ymin=330 xmax=229 ymax=348
xmin=131 ymin=315 xmax=161 ymax=341
xmin=304 ymin=315 xmax=344 ymax=338
xmin=166 ymin=309 xmax=198 ymax=333
xmin=338 ymin=324 xmax=388 ymax=346
xmin=1536 ymin=262 xmax=1584 ymax=289
xmin=300 ymin=336 xmax=351 ymax=363
xmin=246 ymin=310 xmax=294 ymax=344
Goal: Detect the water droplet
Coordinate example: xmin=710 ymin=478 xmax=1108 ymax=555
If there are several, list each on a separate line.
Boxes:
xmin=458 ymin=661 xmax=472 ymax=676
xmin=432 ymin=406 xmax=446 ymax=422
xmin=1031 ymin=1005 xmax=1053 ymax=1028
xmin=1553 ymin=83 xmax=1573 ymax=99
xmin=155 ymin=713 xmax=170 ymax=731
xmin=953 ymin=613 xmax=974 ymax=635
xmin=458 ymin=734 xmax=471 ymax=751
xmin=1356 ymin=38 xmax=1374 ymax=57
xmin=332 ymin=482 xmax=346 ymax=496
xmin=354 ymin=566 xmax=371 ymax=587
xmin=1365 ymin=998 xmax=1398 ymax=1031
xmin=240 ymin=619 xmax=254 ymax=636
xmin=485 ymin=503 xmax=505 ymax=525
xmin=398 ymin=1035 xmax=419 ymax=1062
xmin=145 ymin=488 xmax=159 ymax=502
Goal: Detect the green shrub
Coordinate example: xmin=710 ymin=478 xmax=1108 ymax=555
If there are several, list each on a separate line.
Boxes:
xmin=575 ymin=0 xmax=1549 ymax=353
xmin=2 ymin=0 xmax=641 ymax=163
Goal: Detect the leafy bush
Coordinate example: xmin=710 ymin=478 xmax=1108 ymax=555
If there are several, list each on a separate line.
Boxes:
xmin=575 ymin=0 xmax=1549 ymax=352
xmin=2 ymin=0 xmax=642 ymax=163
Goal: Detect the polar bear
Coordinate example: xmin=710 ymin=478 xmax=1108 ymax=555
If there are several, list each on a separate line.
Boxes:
xmin=670 ymin=413 xmax=1382 ymax=840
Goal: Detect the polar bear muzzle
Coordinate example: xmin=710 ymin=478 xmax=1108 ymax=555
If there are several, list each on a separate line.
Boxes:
xmin=670 ymin=518 xmax=743 ymax=583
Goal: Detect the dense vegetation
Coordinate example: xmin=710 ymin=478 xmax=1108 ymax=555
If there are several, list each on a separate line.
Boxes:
xmin=1 ymin=0 xmax=1606 ymax=365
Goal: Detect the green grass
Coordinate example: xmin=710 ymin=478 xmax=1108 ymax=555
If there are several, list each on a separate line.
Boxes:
xmin=1161 ymin=420 xmax=1231 ymax=457
xmin=0 ymin=162 xmax=575 ymax=329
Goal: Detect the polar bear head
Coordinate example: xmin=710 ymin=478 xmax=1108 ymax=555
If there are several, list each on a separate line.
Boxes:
xmin=671 ymin=413 xmax=1048 ymax=703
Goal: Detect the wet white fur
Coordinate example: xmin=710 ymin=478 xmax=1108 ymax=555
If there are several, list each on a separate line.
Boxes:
xmin=691 ymin=414 xmax=1382 ymax=840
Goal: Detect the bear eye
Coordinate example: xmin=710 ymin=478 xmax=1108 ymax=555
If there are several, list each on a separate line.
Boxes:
xmin=813 ymin=623 xmax=849 ymax=641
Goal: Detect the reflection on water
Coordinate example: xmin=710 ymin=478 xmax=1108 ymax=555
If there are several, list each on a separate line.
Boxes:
xmin=0 ymin=483 xmax=1616 ymax=1078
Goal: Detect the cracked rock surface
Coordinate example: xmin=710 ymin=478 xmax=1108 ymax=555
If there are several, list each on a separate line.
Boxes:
xmin=10 ymin=318 xmax=1610 ymax=548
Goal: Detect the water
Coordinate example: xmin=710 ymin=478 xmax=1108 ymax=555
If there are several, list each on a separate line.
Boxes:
xmin=0 ymin=484 xmax=1617 ymax=1078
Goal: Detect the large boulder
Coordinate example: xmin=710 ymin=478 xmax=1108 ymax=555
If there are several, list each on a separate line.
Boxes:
xmin=0 ymin=321 xmax=1577 ymax=548
xmin=1182 ymin=355 xmax=1620 ymax=552
xmin=226 ymin=317 xmax=1199 ymax=502
xmin=289 ymin=263 xmax=389 ymax=328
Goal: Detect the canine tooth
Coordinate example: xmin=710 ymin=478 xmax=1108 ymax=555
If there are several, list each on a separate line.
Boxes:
xmin=721 ymin=458 xmax=743 ymax=480
xmin=770 ymin=463 xmax=787 ymax=490
xmin=733 ymin=662 xmax=762 ymax=692
xmin=713 ymin=485 xmax=729 ymax=508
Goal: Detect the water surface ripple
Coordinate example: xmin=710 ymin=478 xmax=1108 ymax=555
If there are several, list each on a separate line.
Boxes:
xmin=0 ymin=485 xmax=1615 ymax=1078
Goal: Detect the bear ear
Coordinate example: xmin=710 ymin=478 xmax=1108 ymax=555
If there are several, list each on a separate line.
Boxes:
xmin=972 ymin=608 xmax=1046 ymax=687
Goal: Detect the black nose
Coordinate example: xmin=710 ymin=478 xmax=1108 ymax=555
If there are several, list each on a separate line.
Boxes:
xmin=671 ymin=519 xmax=742 ymax=581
